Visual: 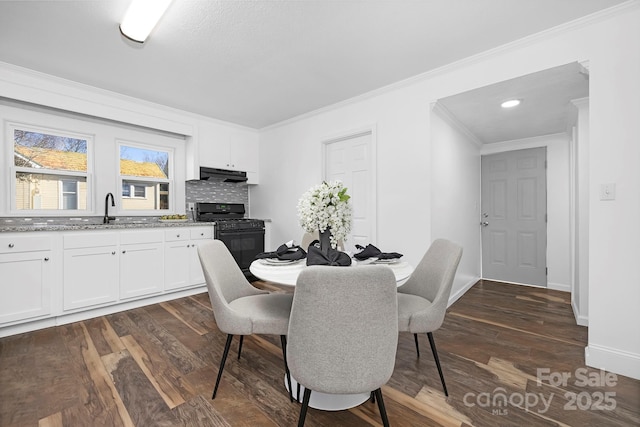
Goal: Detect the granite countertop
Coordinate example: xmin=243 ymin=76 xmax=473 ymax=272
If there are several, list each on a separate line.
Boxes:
xmin=0 ymin=218 xmax=214 ymax=233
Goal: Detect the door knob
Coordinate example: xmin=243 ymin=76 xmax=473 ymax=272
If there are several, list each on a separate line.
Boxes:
xmin=481 ymin=221 xmax=489 ymax=227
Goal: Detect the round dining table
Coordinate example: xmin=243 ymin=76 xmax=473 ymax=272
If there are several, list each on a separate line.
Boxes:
xmin=249 ymin=256 xmax=414 ymax=411
xmin=249 ymin=257 xmax=414 ymax=287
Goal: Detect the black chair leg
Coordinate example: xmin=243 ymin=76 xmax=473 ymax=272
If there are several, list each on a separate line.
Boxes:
xmin=370 ymin=390 xmax=375 ymax=403
xmin=427 ymin=332 xmax=448 ymax=396
xmin=374 ymin=388 xmax=390 ymax=427
xmin=212 ymin=334 xmax=234 ymax=399
xmin=414 ymin=333 xmax=420 ymax=357
xmin=237 ymin=335 xmax=244 ymax=360
xmin=297 ymin=383 xmax=301 ymax=402
xmin=280 ymin=335 xmax=293 ymax=402
xmin=297 ymin=388 xmax=312 ymax=427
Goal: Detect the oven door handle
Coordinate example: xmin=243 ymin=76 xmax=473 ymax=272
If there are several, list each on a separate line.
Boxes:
xmin=216 ymin=228 xmax=265 ymax=236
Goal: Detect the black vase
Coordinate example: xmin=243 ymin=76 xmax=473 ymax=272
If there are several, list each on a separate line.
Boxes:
xmin=319 ymin=228 xmax=332 ymax=254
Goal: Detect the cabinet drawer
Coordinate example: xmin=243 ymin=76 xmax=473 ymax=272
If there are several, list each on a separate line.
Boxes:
xmin=0 ymin=235 xmax=52 ymax=253
xmin=190 ymin=227 xmax=213 ymax=240
xmin=64 ymin=232 xmax=118 ymax=249
xmin=164 ymin=229 xmax=190 ymax=242
xmin=120 ymin=230 xmax=164 ymax=245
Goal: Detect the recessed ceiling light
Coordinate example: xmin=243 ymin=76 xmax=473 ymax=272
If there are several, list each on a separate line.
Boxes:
xmin=120 ymin=0 xmax=173 ymax=43
xmin=501 ymin=99 xmax=521 ymax=109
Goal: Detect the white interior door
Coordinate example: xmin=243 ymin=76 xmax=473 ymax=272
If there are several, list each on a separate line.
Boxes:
xmin=481 ymin=147 xmax=547 ymax=286
xmin=324 ymin=131 xmax=375 ymax=252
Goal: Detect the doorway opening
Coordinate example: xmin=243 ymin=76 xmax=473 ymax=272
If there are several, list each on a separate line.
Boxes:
xmin=432 ymin=61 xmax=588 ymax=293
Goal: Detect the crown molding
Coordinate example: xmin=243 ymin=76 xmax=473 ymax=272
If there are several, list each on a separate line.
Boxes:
xmin=480 ymin=132 xmax=569 ymax=155
xmin=261 ymin=0 xmax=639 ymax=132
xmin=0 ymin=61 xmax=258 ymax=134
xmin=431 ymin=102 xmax=483 ymax=148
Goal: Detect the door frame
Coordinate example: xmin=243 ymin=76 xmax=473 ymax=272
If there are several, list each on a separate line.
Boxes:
xmin=321 ymin=124 xmax=378 ymax=246
xmin=480 ymin=146 xmax=548 ymax=287
xmin=480 ymin=134 xmax=575 ymax=290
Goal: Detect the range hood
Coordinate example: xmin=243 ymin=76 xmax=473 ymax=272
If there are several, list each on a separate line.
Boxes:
xmin=199 ymin=166 xmax=248 ymax=183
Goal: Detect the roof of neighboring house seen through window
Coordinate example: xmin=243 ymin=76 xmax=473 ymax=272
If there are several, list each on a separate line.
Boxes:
xmin=14 ymin=145 xmax=167 ymax=178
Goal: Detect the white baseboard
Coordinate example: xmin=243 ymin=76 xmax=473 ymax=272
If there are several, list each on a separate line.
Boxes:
xmin=0 ymin=317 xmax=57 ymax=338
xmin=448 ymin=277 xmax=478 ymax=307
xmin=0 ymin=285 xmax=207 ymax=338
xmin=585 ymin=344 xmax=640 ymax=380
xmin=571 ymin=299 xmax=589 ymax=326
xmin=547 ymin=281 xmax=570 ymax=292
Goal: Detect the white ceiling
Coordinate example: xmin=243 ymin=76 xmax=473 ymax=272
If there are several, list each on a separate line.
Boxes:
xmin=438 ymin=62 xmax=589 ymax=144
xmin=0 ymin=0 xmax=625 ymax=130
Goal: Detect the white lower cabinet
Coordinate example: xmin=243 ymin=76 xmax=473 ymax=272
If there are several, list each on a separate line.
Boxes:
xmin=1 ymin=225 xmax=214 ymax=335
xmin=0 ymin=234 xmax=52 ymax=324
xmin=63 ymin=232 xmax=119 ymax=311
xmin=164 ymin=227 xmax=211 ymax=290
xmin=119 ymin=230 xmax=164 ymax=300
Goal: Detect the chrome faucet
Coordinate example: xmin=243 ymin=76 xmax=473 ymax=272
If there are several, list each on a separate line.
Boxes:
xmin=104 ymin=192 xmax=116 ymax=224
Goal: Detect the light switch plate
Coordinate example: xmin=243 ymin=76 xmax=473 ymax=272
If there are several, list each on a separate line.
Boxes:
xmin=600 ymin=183 xmax=616 ymax=201
xmin=188 ymin=202 xmax=195 ymax=211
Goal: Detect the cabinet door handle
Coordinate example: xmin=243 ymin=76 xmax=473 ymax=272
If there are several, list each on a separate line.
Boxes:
xmin=44 ymin=257 xmax=49 ymax=261
xmin=8 ymin=243 xmax=14 ymax=248
xmin=122 ymin=250 xmax=126 ymax=254
xmin=176 ymin=234 xmax=180 ymax=238
xmin=112 ymin=251 xmax=116 ymax=255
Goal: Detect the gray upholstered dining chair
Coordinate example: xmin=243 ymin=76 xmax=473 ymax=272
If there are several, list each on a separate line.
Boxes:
xmin=396 ymin=238 xmax=462 ymax=397
xmin=287 ymin=265 xmax=398 ymax=427
xmin=197 ymin=239 xmax=294 ymax=400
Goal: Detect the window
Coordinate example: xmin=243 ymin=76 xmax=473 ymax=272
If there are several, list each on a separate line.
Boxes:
xmin=61 ymin=179 xmax=79 ymax=209
xmin=119 ymin=143 xmax=171 ymax=211
xmin=122 ymin=182 xmax=146 ymax=198
xmin=11 ymin=125 xmax=90 ymax=211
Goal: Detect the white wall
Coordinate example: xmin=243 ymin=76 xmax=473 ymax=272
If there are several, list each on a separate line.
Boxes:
xmin=252 ymin=4 xmax=640 ymax=379
xmin=253 ymin=86 xmax=432 ymax=269
xmin=430 ymin=104 xmax=481 ymax=303
xmin=0 ymin=61 xmax=259 ymax=188
xmin=585 ymin=6 xmax=640 ymax=379
xmin=0 ymin=100 xmax=187 ymax=216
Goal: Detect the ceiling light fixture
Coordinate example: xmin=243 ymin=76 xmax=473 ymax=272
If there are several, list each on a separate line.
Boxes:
xmin=119 ymin=0 xmax=173 ymax=43
xmin=501 ymin=99 xmax=521 ymax=109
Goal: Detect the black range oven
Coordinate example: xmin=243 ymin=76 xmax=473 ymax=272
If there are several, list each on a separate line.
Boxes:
xmin=195 ymin=202 xmax=264 ymax=279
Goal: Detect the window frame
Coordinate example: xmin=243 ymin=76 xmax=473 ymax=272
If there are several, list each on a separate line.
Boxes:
xmin=122 ymin=181 xmax=147 ymax=199
xmin=59 ymin=179 xmax=80 ymax=210
xmin=8 ymin=122 xmax=93 ymax=215
xmin=117 ymin=139 xmax=174 ymax=214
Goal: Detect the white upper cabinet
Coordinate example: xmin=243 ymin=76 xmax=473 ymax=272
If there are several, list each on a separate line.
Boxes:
xmin=196 ymin=120 xmax=259 ymax=183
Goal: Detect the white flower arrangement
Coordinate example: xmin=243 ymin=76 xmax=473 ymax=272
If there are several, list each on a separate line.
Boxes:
xmin=297 ymin=180 xmax=352 ymax=249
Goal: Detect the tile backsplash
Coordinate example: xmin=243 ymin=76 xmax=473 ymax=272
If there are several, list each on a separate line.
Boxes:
xmin=185 ymin=179 xmax=249 ymax=209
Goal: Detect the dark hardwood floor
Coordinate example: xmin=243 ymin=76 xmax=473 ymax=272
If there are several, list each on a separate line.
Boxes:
xmin=1 ymin=280 xmax=638 ymax=426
